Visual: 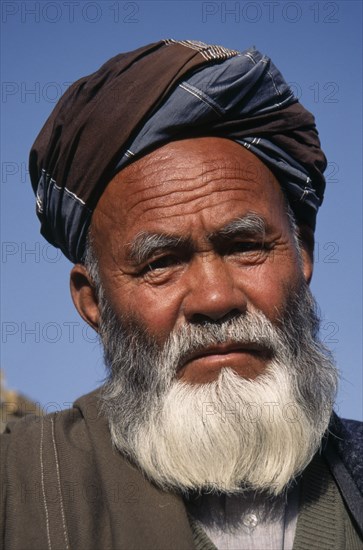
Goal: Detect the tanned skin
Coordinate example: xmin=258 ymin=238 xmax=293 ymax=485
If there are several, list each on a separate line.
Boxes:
xmin=71 ymin=137 xmax=313 ymax=383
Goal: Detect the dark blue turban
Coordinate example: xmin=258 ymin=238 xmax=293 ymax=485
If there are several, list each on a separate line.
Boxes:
xmin=29 ymin=39 xmax=327 ymax=263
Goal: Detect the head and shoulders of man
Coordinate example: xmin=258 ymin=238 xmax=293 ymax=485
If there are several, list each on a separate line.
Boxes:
xmin=3 ymin=39 xmax=362 ymax=511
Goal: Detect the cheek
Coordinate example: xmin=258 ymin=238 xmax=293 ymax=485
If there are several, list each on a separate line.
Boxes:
xmin=113 ymin=282 xmax=183 ymax=342
xmin=241 ymin=257 xmax=301 ymax=320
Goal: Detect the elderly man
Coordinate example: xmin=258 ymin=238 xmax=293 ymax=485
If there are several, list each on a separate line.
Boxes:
xmin=1 ymin=40 xmax=362 ymax=550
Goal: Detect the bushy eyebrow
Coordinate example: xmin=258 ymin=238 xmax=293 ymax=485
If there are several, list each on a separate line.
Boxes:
xmin=126 ymin=232 xmax=192 ymax=265
xmin=208 ymin=213 xmax=266 ymax=241
xmin=126 ymin=213 xmax=267 ymax=264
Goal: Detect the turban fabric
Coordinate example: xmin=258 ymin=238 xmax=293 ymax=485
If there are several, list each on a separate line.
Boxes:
xmin=29 ymin=39 xmax=327 ymax=264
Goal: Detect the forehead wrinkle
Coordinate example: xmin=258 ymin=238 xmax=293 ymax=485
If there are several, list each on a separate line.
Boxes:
xmin=123 ymin=176 xmax=210 ymax=210
xmin=122 ymin=164 xmax=206 ymax=195
xmin=131 ymin=200 xmax=260 ymax=233
xmin=127 ymin=152 xmax=204 ymax=177
xmin=123 ymin=171 xmax=257 ymax=211
xmin=198 ymin=162 xmax=255 ymax=181
xmin=126 ymin=183 xmax=258 ymax=218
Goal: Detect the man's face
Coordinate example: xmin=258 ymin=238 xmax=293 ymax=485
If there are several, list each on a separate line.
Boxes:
xmin=90 ymin=137 xmax=310 ymax=383
xmin=73 ymin=137 xmax=336 ymax=495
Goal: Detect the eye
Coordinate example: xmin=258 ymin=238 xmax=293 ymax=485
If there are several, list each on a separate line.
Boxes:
xmin=231 ymin=241 xmax=266 ymax=253
xmin=225 ymin=241 xmax=271 ymax=265
xmin=142 ymin=255 xmax=182 ymax=274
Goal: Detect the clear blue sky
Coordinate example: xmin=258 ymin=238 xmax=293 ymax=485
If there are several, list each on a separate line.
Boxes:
xmin=1 ymin=0 xmax=362 ymax=420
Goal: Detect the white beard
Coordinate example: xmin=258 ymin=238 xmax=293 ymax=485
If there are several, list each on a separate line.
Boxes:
xmin=109 ymin=364 xmax=331 ymax=496
xmin=100 ymin=285 xmax=338 ymax=496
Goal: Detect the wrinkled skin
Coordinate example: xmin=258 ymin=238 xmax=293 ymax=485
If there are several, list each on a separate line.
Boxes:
xmin=71 ymin=137 xmax=313 ymax=383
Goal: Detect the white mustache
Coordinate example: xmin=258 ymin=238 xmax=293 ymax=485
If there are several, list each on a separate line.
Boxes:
xmin=159 ymin=310 xmax=282 ymax=374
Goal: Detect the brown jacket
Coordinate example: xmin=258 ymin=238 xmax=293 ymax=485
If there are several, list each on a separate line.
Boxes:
xmin=1 ymin=390 xmax=362 ymax=550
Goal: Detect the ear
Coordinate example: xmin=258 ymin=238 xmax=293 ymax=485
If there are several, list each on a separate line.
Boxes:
xmin=70 ymin=264 xmax=100 ymax=331
xmin=297 ymin=225 xmax=314 ymax=285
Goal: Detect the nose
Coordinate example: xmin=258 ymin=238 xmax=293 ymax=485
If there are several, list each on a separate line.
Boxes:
xmin=182 ymin=255 xmax=247 ymax=324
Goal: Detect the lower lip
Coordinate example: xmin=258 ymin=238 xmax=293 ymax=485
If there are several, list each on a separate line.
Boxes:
xmin=177 ymin=350 xmax=268 ymax=383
